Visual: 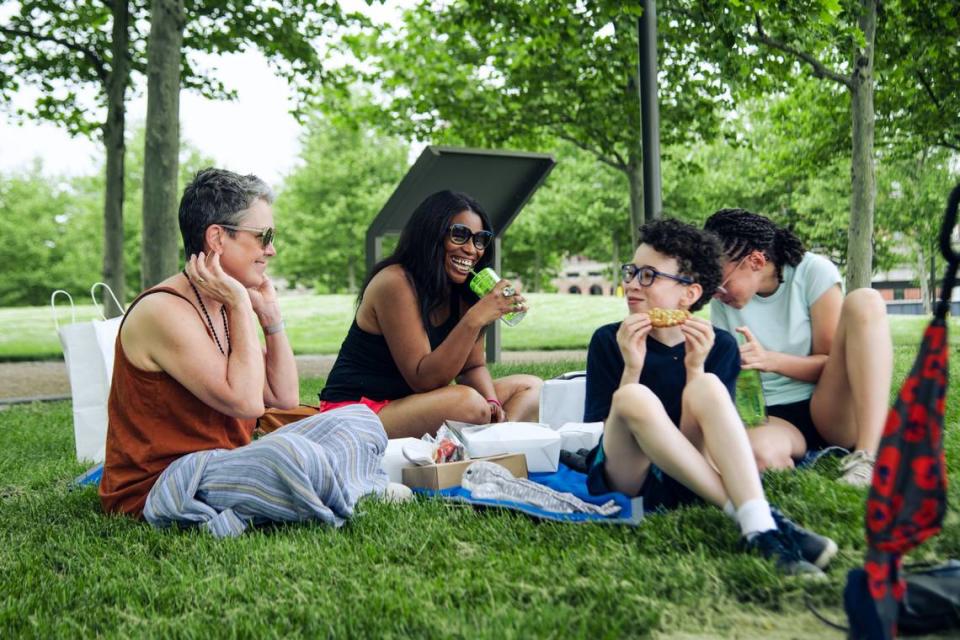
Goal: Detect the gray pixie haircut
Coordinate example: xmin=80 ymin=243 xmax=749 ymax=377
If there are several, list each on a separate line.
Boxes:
xmin=178 ymin=167 xmax=275 ymax=258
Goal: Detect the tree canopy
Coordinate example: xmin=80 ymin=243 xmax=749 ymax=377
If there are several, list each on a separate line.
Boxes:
xmin=330 ymin=0 xmax=730 ymax=242
xmin=273 ymin=116 xmax=409 ymax=294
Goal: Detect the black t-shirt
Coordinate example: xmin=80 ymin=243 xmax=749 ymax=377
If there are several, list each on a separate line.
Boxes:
xmin=320 ymin=295 xmax=461 ymax=402
xmin=583 ymin=321 xmax=741 ymax=424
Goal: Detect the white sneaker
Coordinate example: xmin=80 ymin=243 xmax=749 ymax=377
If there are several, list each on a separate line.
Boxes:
xmin=839 ymin=450 xmax=876 ymax=487
xmin=384 ymin=482 xmax=413 ymax=503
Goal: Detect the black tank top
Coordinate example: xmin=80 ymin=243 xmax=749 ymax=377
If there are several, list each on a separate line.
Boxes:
xmin=319 ymin=294 xmax=462 ymax=402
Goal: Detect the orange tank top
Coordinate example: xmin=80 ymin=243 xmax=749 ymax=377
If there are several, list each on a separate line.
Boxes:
xmin=99 ymin=287 xmax=256 ymax=517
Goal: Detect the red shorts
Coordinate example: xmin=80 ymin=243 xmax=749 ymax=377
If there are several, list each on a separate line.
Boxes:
xmin=319 ymin=397 xmax=391 ymax=415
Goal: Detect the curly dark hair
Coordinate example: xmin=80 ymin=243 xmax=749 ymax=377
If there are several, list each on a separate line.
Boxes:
xmin=637 ymin=218 xmax=722 ymax=312
xmin=704 ymin=208 xmax=805 ymax=282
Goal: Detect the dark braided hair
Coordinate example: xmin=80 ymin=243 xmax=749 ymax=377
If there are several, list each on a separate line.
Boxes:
xmin=637 ymin=218 xmax=722 ymax=312
xmin=703 ymin=208 xmax=805 ymax=282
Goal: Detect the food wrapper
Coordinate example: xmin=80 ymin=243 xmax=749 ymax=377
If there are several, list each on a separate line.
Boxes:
xmin=430 ymin=425 xmax=466 ymax=463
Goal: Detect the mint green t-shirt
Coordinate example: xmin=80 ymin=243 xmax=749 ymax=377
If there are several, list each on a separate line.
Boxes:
xmin=709 ymin=252 xmax=842 ymax=407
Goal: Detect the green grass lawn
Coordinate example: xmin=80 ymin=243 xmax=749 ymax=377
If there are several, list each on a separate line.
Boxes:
xmin=2 ymin=356 xmax=959 ymax=637
xmin=2 ymin=292 xmax=953 ymax=360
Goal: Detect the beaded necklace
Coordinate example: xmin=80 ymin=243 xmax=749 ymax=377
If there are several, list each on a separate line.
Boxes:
xmin=183 ymin=271 xmax=230 ymax=355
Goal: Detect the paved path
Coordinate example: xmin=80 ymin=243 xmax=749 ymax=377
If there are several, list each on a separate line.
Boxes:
xmin=0 ymin=350 xmax=587 ymax=404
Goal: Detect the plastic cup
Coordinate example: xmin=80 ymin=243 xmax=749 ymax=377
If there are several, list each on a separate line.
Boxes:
xmin=468 ymin=267 xmax=525 ymax=326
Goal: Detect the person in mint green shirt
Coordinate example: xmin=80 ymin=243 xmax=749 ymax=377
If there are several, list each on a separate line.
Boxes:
xmin=705 ymin=209 xmax=893 ymax=488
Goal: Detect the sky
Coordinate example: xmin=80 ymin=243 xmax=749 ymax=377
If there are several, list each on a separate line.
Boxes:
xmin=0 ymin=1 xmax=407 ymax=186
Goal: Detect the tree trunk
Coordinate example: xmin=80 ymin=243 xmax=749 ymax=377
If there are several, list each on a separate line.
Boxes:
xmin=141 ymin=0 xmax=185 ymax=288
xmin=845 ymin=0 xmax=877 ymax=291
xmin=611 ymin=230 xmax=620 ymax=295
xmin=918 ymin=247 xmax=931 ymax=315
xmin=626 ymin=156 xmax=644 ymax=248
xmin=532 ymin=249 xmax=541 ymax=293
xmin=347 ymin=255 xmax=356 ymax=293
xmin=101 ymin=0 xmax=129 ymax=316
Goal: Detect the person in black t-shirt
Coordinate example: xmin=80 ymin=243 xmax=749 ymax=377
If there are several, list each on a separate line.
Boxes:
xmin=583 ymin=219 xmax=835 ymax=576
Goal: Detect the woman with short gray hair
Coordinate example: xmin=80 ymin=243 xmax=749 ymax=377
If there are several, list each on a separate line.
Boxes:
xmin=99 ymin=167 xmax=391 ymax=537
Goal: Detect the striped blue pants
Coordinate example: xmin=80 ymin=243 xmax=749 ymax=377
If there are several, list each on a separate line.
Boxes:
xmin=143 ymin=404 xmax=389 ymax=537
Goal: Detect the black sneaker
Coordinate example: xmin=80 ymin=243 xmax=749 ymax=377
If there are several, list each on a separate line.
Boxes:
xmin=746 ymin=529 xmax=825 ymax=577
xmin=770 ymin=507 xmax=838 ymax=570
xmin=559 ymin=449 xmax=589 ymax=473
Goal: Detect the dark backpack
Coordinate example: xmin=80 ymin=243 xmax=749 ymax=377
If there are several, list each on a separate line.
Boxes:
xmin=842 ymin=561 xmax=960 ymax=637
xmin=899 ymin=560 xmax=960 ymax=635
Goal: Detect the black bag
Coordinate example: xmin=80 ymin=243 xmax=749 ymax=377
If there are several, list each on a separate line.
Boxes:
xmin=899 ymin=560 xmax=960 ymax=635
xmin=835 ymin=561 xmax=960 ymax=637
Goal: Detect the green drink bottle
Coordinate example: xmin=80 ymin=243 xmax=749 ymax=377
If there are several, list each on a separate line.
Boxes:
xmin=734 ymin=330 xmax=766 ymax=427
xmin=469 ymin=267 xmax=526 ymax=326
xmin=736 ymin=367 xmax=766 ymax=427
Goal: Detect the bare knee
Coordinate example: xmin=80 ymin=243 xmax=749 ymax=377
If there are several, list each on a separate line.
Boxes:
xmin=612 ymin=384 xmax=660 ymax=424
xmin=514 ymin=374 xmax=543 ymax=394
xmin=452 ymin=385 xmax=490 ymax=424
xmin=682 ymin=374 xmax=729 ymax=416
xmin=844 ymin=288 xmax=887 ymax=324
xmin=684 ymin=373 xmax=725 ymax=400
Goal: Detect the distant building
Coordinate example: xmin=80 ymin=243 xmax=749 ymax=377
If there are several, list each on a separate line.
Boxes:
xmin=872 ymin=266 xmax=960 ymax=315
xmin=551 ymin=256 xmax=617 ymax=296
xmin=872 ymin=266 xmax=923 ymax=303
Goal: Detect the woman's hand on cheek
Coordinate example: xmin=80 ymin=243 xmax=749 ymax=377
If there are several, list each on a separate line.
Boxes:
xmin=248 ymin=275 xmax=281 ymax=321
xmin=187 ymin=252 xmax=249 ymax=309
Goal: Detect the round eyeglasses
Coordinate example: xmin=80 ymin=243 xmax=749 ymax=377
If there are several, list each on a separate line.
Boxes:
xmin=715 ymin=256 xmax=748 ymax=297
xmin=620 ymin=263 xmax=693 ymax=287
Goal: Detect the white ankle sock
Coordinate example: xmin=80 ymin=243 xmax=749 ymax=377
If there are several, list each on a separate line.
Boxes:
xmin=723 ymin=500 xmax=737 ymax=519
xmin=736 ymin=499 xmax=777 ymax=539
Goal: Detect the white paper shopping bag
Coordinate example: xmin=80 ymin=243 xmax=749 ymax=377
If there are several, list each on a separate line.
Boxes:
xmin=538 ymin=371 xmax=587 ymax=429
xmin=556 ymin=421 xmax=604 ymax=452
xmin=52 ymin=284 xmax=125 ymax=463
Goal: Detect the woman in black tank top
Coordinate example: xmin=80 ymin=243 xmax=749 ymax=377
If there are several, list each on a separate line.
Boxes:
xmin=320 ymin=191 xmax=543 ymax=439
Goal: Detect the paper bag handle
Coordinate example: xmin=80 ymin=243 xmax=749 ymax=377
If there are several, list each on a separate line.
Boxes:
xmin=51 ymin=290 xmax=76 ymax=332
xmin=90 ymin=282 xmax=126 ymax=320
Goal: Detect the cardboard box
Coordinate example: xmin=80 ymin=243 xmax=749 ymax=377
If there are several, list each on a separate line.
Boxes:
xmin=401 ymin=453 xmax=528 ymax=490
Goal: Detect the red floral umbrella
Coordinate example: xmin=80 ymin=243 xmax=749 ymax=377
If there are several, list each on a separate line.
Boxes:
xmin=844 ymin=183 xmax=958 ymax=639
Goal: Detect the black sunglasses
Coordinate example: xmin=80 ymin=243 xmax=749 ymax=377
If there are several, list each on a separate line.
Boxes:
xmin=448 ymin=223 xmax=494 ymax=250
xmin=620 ymin=263 xmax=694 ymax=286
xmin=219 ymin=224 xmax=275 ymax=248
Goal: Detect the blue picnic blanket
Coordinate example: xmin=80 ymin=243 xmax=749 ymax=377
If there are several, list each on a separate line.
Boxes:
xmin=416 ymin=462 xmax=643 ymax=525
xmin=70 ymin=462 xmax=103 ymax=490
xmin=75 ymin=460 xmax=643 ymax=525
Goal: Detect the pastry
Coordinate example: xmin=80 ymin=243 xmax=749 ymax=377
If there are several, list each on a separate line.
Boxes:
xmin=649 ymin=308 xmax=691 ymax=328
